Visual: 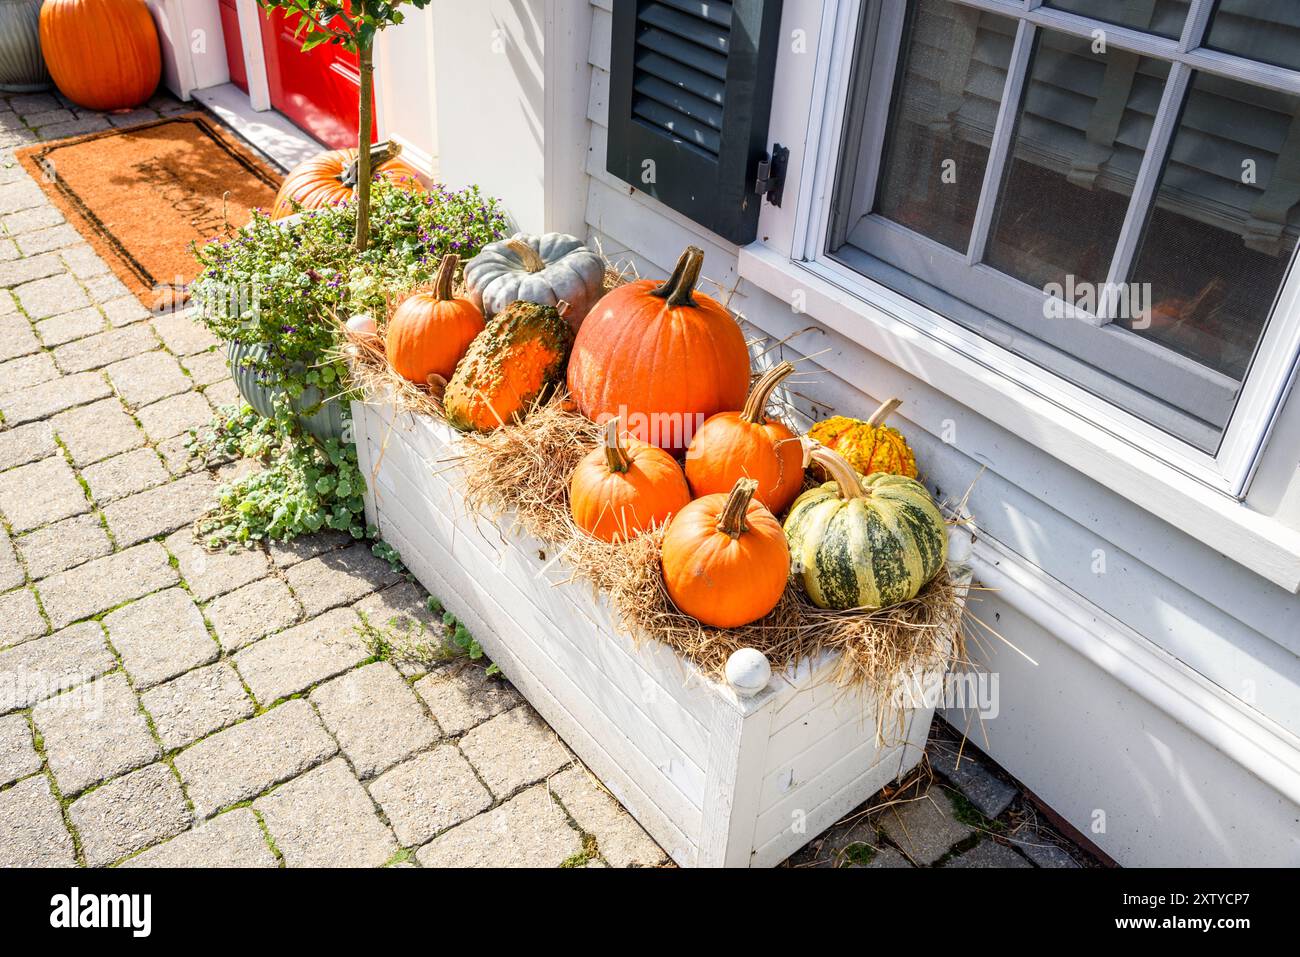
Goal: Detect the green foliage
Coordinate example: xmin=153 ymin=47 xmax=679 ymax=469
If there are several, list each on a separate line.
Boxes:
xmin=192 ymin=181 xmax=509 ymax=406
xmin=189 ymin=404 xmax=373 ymax=547
xmin=255 ymin=0 xmax=432 ymax=53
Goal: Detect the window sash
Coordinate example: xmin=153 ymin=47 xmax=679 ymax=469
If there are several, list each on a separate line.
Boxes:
xmin=829 ymin=0 xmax=1300 ymax=455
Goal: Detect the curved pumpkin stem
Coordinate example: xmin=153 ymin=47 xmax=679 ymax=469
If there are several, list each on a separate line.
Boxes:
xmin=717 ymin=477 xmax=759 ymax=538
xmin=505 ymin=238 xmax=546 ymax=273
xmin=602 ymin=417 xmax=631 ymax=474
xmin=809 ymin=446 xmax=867 ymax=501
xmin=866 ymin=397 xmax=903 ymax=428
xmin=742 ymin=361 xmax=796 ymax=424
xmin=432 ymin=253 xmax=458 ymax=301
xmin=651 ymin=245 xmax=704 ymax=308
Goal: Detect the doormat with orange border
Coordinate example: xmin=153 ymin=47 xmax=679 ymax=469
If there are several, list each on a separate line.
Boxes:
xmin=16 ymin=112 xmax=283 ymax=310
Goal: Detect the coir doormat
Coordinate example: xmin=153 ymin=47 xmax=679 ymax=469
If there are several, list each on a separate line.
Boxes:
xmin=16 ymin=112 xmax=282 ymax=309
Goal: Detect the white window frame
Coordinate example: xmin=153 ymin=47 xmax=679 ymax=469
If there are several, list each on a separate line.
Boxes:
xmin=740 ymin=0 xmax=1300 ymax=589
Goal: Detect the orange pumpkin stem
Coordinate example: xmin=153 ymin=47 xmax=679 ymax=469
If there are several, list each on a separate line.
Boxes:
xmin=651 ymin=246 xmax=705 ymax=308
xmin=741 ymin=361 xmax=796 ymax=424
xmin=432 ymin=253 xmax=458 ymax=301
xmin=866 ymin=397 xmax=903 ymax=428
xmin=809 ymin=446 xmax=867 ymax=501
xmin=505 ymin=238 xmax=546 ymax=273
xmin=717 ymin=478 xmax=759 ymax=538
xmin=602 ymin=417 xmax=632 ymax=474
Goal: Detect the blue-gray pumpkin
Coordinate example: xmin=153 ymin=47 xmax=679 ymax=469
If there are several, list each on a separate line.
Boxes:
xmin=464 ymin=232 xmax=605 ymax=330
xmin=784 ymin=446 xmax=947 ymax=611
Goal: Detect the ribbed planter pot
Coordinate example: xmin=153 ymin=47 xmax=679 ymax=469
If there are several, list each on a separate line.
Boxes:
xmin=228 ymin=340 xmax=349 ymax=444
xmin=0 ymin=0 xmax=51 ymax=93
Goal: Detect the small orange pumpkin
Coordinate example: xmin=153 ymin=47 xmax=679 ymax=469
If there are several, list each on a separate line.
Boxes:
xmin=272 ymin=144 xmax=424 ymax=219
xmin=385 ymin=254 xmax=484 ymax=385
xmin=805 ymin=398 xmax=918 ymax=479
xmin=685 ymin=360 xmax=804 ymax=514
xmin=40 ymin=0 xmax=161 ymax=112
xmin=661 ymin=477 xmax=790 ymax=629
xmin=570 ymin=418 xmax=691 ymax=543
xmin=567 ymin=245 xmax=750 ymax=455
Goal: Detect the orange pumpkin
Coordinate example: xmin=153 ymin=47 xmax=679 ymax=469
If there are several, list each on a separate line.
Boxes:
xmin=570 ymin=418 xmax=691 ymax=543
xmin=385 ymin=254 xmax=484 ymax=385
xmin=685 ymin=361 xmax=804 ymax=514
xmin=40 ymin=0 xmax=161 ymax=112
xmin=272 ymin=145 xmax=424 ymax=219
xmin=567 ymin=245 xmax=750 ymax=455
xmin=805 ymin=398 xmax=918 ymax=479
xmin=661 ymin=477 xmax=790 ymax=629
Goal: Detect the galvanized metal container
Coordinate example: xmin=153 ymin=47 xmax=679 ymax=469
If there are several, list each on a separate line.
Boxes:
xmin=0 ymin=0 xmax=51 ymax=93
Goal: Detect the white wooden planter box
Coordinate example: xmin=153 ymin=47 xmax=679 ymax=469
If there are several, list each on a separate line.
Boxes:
xmin=352 ymin=397 xmax=968 ymax=867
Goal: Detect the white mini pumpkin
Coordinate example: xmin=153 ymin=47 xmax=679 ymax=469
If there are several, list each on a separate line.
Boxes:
xmin=464 ymin=232 xmax=605 ymax=330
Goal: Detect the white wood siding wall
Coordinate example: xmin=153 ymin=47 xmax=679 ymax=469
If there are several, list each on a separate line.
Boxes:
xmin=580 ymin=0 xmax=1300 ymax=866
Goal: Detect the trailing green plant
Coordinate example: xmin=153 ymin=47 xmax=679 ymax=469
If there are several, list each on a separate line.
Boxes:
xmin=255 ymin=0 xmax=434 ymax=251
xmin=190 ymin=403 xmax=372 ymax=546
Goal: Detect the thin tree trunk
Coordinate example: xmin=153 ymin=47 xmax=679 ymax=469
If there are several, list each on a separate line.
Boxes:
xmin=355 ymin=43 xmax=375 ymax=252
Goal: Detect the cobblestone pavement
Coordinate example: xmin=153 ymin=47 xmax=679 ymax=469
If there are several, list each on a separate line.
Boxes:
xmin=0 ymin=90 xmax=1097 ymax=869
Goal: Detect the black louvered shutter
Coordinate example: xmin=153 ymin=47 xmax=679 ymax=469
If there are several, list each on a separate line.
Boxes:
xmin=607 ymin=0 xmax=785 ymax=245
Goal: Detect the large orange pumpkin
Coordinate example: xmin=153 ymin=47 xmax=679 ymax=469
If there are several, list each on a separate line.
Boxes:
xmin=567 ymin=245 xmax=750 ymax=455
xmin=40 ymin=0 xmax=161 ymax=112
xmin=685 ymin=360 xmax=804 ymax=514
xmin=660 ymin=477 xmax=790 ymax=629
xmin=272 ymin=145 xmax=424 ymax=219
xmin=570 ymin=418 xmax=691 ymax=543
xmin=385 ymin=254 xmax=484 ymax=385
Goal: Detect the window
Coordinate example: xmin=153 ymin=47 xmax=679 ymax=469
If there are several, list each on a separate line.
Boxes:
xmin=828 ymin=0 xmax=1300 ymax=454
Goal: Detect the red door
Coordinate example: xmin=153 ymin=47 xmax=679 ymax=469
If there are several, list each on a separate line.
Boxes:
xmin=258 ymin=7 xmax=376 ymax=150
xmin=217 ymin=0 xmax=247 ymax=93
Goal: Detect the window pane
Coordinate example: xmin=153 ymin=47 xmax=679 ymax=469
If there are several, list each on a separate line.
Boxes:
xmin=875 ymin=0 xmax=1017 ymax=252
xmin=1119 ymin=72 xmax=1300 ymax=381
xmin=985 ymin=33 xmax=1170 ymax=292
xmin=1045 ymin=0 xmax=1189 ymax=40
xmin=1205 ymin=0 xmax=1300 ymax=73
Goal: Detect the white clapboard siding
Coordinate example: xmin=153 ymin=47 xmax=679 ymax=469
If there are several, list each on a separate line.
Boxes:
xmin=353 ymin=397 xmax=958 ymax=866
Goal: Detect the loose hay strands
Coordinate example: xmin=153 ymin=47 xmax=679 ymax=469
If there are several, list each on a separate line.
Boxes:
xmin=344 ymin=256 xmax=968 ymax=706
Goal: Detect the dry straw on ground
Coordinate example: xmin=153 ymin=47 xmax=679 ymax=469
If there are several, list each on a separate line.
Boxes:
xmin=346 ymin=259 xmax=969 ymax=704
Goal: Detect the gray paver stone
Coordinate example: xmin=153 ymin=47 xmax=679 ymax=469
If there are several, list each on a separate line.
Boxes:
xmin=416 ymin=785 xmax=581 ymax=868
xmin=233 ymin=607 xmax=368 ymax=705
xmin=69 ymin=763 xmax=191 ymax=866
xmin=122 ymin=808 xmax=277 ymax=868
xmin=254 ymin=758 xmax=396 ymax=867
xmin=414 ymin=664 xmax=522 ymax=736
xmin=367 ymin=746 xmax=492 ymax=846
xmin=0 ymin=774 xmax=76 ymax=866
xmin=310 ymin=662 xmax=439 ymax=778
xmin=877 ymin=790 xmax=975 ymax=866
xmin=458 ymin=705 xmax=572 ymax=800
xmin=33 ymin=672 xmax=160 ymax=796
xmin=173 ymin=698 xmax=337 ymax=817
xmin=103 ymin=588 xmax=218 ymax=689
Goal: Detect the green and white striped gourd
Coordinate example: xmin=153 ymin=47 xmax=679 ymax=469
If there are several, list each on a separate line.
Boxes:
xmin=784 ymin=446 xmax=947 ymax=611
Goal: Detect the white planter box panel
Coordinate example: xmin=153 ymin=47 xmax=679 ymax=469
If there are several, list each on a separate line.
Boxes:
xmin=353 ymin=398 xmax=957 ymax=867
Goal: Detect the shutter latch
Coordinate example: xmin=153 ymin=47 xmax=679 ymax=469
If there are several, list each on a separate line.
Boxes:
xmin=754 ymin=144 xmax=789 ymax=207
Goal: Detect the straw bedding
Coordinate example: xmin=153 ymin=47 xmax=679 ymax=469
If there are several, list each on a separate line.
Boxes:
xmin=350 ymin=334 xmax=969 ymax=706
